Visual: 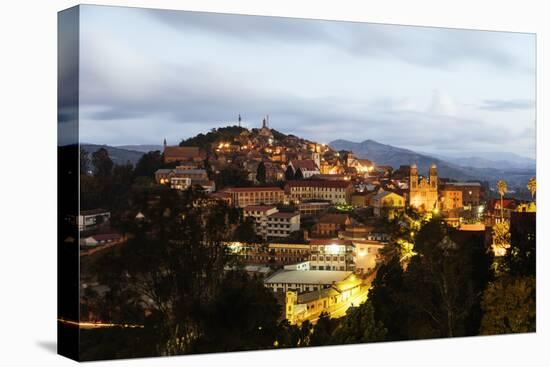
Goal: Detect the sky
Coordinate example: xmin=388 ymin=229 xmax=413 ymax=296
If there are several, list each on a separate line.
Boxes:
xmin=75 ymin=5 xmax=536 ymax=159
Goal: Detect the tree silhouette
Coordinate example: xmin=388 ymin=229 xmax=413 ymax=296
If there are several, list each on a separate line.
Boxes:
xmin=285 ymin=165 xmax=295 ymax=181
xmin=496 ymin=180 xmax=508 ymax=220
xmin=294 ymin=168 xmax=304 ymax=180
xmin=92 ymin=148 xmax=114 ymax=177
xmin=256 ymin=161 xmax=266 ymax=184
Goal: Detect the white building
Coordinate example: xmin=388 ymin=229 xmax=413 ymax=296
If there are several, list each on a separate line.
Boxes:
xmin=170 ymin=177 xmax=191 ymax=191
xmin=78 ymin=209 xmax=110 ymax=232
xmin=309 ymin=239 xmax=355 ymax=271
xmin=243 ymin=205 xmax=300 ymax=240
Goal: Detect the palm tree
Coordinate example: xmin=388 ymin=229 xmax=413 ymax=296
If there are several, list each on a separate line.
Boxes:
xmin=527 ymin=177 xmax=536 ymax=202
xmin=496 ymin=180 xmax=508 ymax=221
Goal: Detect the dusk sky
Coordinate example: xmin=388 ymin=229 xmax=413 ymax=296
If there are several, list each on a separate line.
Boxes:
xmin=78 ymin=5 xmax=536 ymax=159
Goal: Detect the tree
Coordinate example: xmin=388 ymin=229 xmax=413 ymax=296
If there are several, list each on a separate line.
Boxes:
xmin=194 ymin=271 xmax=281 ymax=353
xmin=92 ymin=148 xmax=114 ymax=177
xmin=496 ymin=179 xmax=508 ymax=220
xmin=135 ymin=150 xmax=163 ymax=178
xmin=479 ymin=276 xmax=535 ymax=335
xmin=256 ymin=161 xmax=266 ymax=184
xmin=309 ymin=312 xmax=338 ymax=346
xmin=80 ymin=148 xmax=90 ymax=175
xmin=527 ymin=177 xmax=536 ymax=202
xmin=294 ymin=167 xmax=304 ymax=180
xmin=330 ymin=301 xmax=386 ymax=344
xmin=369 ymin=257 xmax=407 ymax=340
xmin=492 ymin=221 xmax=511 ymax=250
xmin=285 ymin=165 xmax=295 ymax=181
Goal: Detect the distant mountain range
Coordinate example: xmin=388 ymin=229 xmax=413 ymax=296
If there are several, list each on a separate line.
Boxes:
xmin=116 ymin=144 xmax=163 ymax=153
xmin=81 ymin=144 xmax=146 ymax=166
xmin=329 ymin=139 xmax=535 ymax=189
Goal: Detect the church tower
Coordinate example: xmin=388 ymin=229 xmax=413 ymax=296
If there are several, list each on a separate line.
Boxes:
xmin=410 ymin=164 xmax=418 ymax=190
xmin=429 ymin=163 xmax=438 ymax=190
xmin=163 ymin=138 xmax=167 ymax=151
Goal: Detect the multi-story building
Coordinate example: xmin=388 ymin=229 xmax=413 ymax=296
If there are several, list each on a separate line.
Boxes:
xmin=78 ymin=209 xmax=111 ymax=232
xmin=268 ymin=243 xmax=310 ymax=265
xmin=409 ymin=163 xmax=438 ymax=212
xmin=311 ymin=213 xmax=352 ymax=238
xmin=243 ymin=205 xmax=300 ymax=240
xmin=169 ymin=177 xmax=191 ymax=191
xmin=371 ymin=191 xmax=405 ymax=219
xmin=285 ymin=180 xmax=353 ymax=204
xmin=222 ymin=187 xmax=285 ymax=207
xmin=440 ymin=187 xmax=463 ymax=211
xmin=444 ymin=182 xmax=482 ymax=206
xmin=352 ymin=240 xmax=384 ymax=274
xmin=297 ymin=201 xmax=331 ymax=217
xmin=162 ymin=140 xmax=204 ymax=163
xmin=155 ymin=168 xmax=208 ymax=184
xmin=309 ymin=239 xmax=355 ymax=271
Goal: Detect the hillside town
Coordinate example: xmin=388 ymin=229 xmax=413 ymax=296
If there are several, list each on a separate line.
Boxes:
xmin=78 ymin=116 xmax=535 ymax=330
xmin=75 ymin=117 xmax=536 ymax=358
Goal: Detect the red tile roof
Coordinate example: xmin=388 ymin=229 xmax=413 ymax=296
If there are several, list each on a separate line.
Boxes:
xmin=164 ymin=146 xmax=201 ymax=159
xmin=269 ymin=212 xmax=299 ymax=219
xmin=223 ymin=186 xmax=284 ymax=193
xmin=286 ymin=180 xmax=352 ymax=189
xmin=308 ymin=239 xmax=353 ymax=246
xmin=291 ymin=159 xmax=319 ymax=171
xmin=243 ymin=205 xmax=277 ymax=212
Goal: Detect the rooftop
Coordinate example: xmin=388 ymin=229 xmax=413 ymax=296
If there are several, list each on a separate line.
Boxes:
xmin=286 ymin=180 xmax=352 ymax=189
xmin=223 ymin=186 xmax=284 ymax=193
xmin=269 ymin=211 xmax=300 ymax=219
xmin=244 ymin=205 xmax=277 ymax=212
xmin=264 ymin=270 xmax=353 ymax=285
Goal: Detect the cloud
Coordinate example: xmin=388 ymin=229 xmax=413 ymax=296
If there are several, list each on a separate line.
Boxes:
xmin=479 ymin=99 xmax=535 ymax=111
xmin=145 ymin=8 xmax=534 ymax=72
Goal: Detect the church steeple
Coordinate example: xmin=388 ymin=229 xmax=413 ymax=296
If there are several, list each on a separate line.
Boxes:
xmin=262 ymin=117 xmax=267 ymax=129
xmin=163 ymin=138 xmax=167 ymax=151
xmin=238 ymin=114 xmax=242 ymax=127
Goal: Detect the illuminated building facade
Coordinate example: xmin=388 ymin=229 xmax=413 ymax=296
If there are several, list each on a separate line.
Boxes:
xmin=222 ymin=186 xmax=285 ymax=207
xmin=309 ymin=239 xmax=355 ymax=271
xmin=409 ymin=163 xmax=438 ymax=212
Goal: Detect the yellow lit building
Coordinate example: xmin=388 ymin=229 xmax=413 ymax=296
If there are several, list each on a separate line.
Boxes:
xmin=409 ymin=163 xmax=438 ymax=212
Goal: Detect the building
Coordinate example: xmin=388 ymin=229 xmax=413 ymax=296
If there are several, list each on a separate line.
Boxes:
xmin=222 ymin=186 xmax=285 ymax=207
xmin=155 ymin=168 xmax=209 ymax=184
xmin=243 ymin=206 xmax=300 ymax=240
xmin=444 ymin=182 xmax=482 ymax=206
xmin=80 ymin=233 xmax=123 ymax=247
xmin=163 ymin=140 xmax=203 ymax=163
xmin=409 ymin=163 xmax=438 ymax=212
xmin=285 ymin=180 xmax=353 ymax=204
xmin=352 ymin=240 xmax=384 ymax=274
xmin=268 ymin=243 xmax=311 ymax=266
xmin=284 ymin=274 xmax=362 ymax=324
xmin=486 ymin=198 xmax=519 ymax=225
xmin=371 ymin=191 xmax=405 ymax=218
xmin=297 ymin=201 xmax=331 ymax=217
xmin=78 ymin=209 xmax=110 ymax=232
xmin=264 ymin=269 xmax=353 ymax=293
xmin=311 ymin=213 xmax=352 ymax=238
xmin=169 ymin=177 xmax=191 ymax=191
xmin=309 ymin=239 xmax=355 ymax=271
xmin=289 ymin=160 xmax=321 ymax=178
xmin=440 ymin=187 xmax=463 ymax=211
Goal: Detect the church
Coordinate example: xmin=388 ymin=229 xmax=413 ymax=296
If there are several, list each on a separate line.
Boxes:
xmin=409 ymin=163 xmax=439 ymax=212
